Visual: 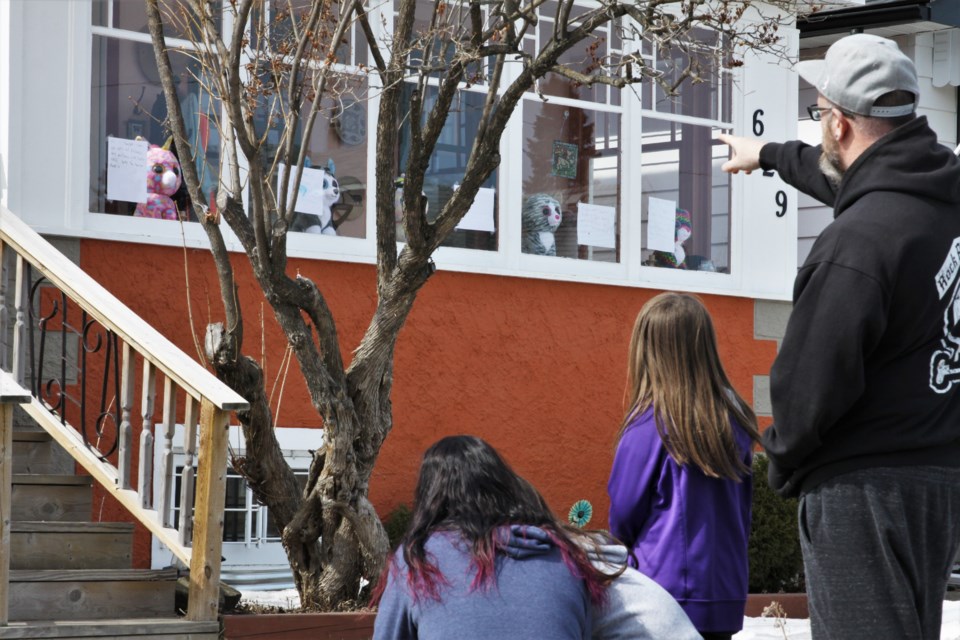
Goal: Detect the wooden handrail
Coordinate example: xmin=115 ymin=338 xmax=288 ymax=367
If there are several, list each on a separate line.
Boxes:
xmin=0 ymin=206 xmax=248 ymax=412
xmin=0 ymin=207 xmax=248 ymax=623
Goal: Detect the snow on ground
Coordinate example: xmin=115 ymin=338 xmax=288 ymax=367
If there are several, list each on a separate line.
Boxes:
xmin=240 ymin=587 xmax=301 ymax=610
xmin=240 ymin=590 xmax=960 ymax=639
xmin=733 ymin=599 xmax=960 ymax=640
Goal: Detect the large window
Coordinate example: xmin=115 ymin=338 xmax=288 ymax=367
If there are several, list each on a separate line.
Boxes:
xmin=90 ymin=1 xmax=218 ymax=221
xmin=397 ymin=86 xmax=499 ymax=251
xmin=76 ymin=1 xmax=798 ymax=298
xmin=89 ymin=0 xmax=370 ymax=239
xmin=393 ymin=0 xmax=500 ymax=251
xmin=519 ymin=7 xmax=622 ymax=263
xmin=639 ymin=32 xmax=733 ymax=273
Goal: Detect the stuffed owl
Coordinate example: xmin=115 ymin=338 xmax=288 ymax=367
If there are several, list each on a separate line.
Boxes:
xmin=135 ymin=142 xmax=182 ymax=221
xmin=521 ymin=193 xmax=562 ymax=256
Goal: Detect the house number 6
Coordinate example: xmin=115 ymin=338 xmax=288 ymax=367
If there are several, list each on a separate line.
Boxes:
xmin=752 ymin=109 xmax=765 ymax=136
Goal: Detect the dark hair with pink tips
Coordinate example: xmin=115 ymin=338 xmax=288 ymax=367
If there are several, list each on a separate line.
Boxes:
xmin=369 ymin=435 xmax=610 ymax=607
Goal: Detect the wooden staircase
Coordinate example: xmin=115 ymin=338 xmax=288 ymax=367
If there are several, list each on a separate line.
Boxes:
xmin=0 ymin=426 xmax=218 ymax=639
xmin=0 ymin=205 xmax=248 ymax=638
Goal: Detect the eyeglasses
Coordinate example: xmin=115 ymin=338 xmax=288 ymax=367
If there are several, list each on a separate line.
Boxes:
xmin=807 ymin=105 xmax=833 ymax=122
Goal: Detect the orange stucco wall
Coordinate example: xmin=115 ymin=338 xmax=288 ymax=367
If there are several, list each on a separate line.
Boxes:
xmin=79 ymin=239 xmax=778 ymax=567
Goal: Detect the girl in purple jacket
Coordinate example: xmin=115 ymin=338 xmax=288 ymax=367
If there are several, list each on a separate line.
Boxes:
xmin=608 ymin=292 xmax=761 ymax=640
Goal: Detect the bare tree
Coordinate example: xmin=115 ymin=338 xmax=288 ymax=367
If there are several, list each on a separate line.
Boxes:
xmin=145 ymin=0 xmax=803 ymax=610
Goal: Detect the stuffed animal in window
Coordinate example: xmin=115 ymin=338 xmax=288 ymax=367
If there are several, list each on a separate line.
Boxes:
xmin=652 ymin=208 xmax=693 ymax=269
xmin=521 ymin=193 xmax=563 ymax=256
xmin=134 ymin=139 xmax=182 ymax=220
xmin=290 ymin=158 xmax=340 ymax=235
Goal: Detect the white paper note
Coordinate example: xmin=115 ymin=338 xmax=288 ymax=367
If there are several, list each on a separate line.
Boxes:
xmin=647 ymin=197 xmax=677 ymax=252
xmin=278 ymin=163 xmax=335 ymax=215
xmin=106 ymin=137 xmax=148 ymax=204
xmin=576 ymin=202 xmax=617 ymax=249
xmin=456 ymin=187 xmax=496 ymax=233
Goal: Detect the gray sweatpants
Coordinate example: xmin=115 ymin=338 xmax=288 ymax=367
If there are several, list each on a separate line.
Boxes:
xmin=799 ymin=466 xmax=960 ymax=640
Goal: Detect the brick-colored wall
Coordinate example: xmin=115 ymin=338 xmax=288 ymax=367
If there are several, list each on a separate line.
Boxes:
xmin=77 ymin=239 xmax=779 ymax=567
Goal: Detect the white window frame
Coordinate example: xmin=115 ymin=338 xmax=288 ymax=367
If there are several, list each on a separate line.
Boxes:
xmin=22 ymin=0 xmax=797 ymax=301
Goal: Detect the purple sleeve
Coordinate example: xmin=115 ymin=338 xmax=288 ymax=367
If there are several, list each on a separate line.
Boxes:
xmin=607 ymin=415 xmax=664 ymax=550
xmin=373 ymin=565 xmax=416 ymax=640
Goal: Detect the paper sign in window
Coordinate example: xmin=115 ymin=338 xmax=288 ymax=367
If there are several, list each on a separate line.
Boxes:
xmin=455 ymin=187 xmax=496 ymax=233
xmin=106 ymin=137 xmax=148 ymax=204
xmin=577 ymin=202 xmax=617 ymax=249
xmin=278 ymin=164 xmax=335 ymax=215
xmin=647 ymin=197 xmax=677 ymax=252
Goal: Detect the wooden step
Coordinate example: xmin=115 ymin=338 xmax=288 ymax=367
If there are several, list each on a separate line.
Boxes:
xmin=7 ymin=569 xmax=179 ymax=622
xmin=12 ymin=474 xmax=92 ymax=522
xmin=11 ymin=522 xmax=133 ymax=570
xmin=0 ymin=618 xmax=218 ymax=639
xmin=12 ymin=431 xmax=73 ymax=475
xmin=12 ymin=430 xmax=71 ymax=475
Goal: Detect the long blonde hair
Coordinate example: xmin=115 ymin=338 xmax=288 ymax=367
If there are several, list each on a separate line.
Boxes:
xmin=618 ymin=292 xmax=760 ymax=479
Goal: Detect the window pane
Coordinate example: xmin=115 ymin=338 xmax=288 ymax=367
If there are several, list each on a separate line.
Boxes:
xmin=532 ymin=3 xmax=619 ymax=105
xmin=642 ymin=30 xmax=728 ymax=120
xmin=265 ymin=472 xmax=307 ymax=540
xmin=113 ymin=0 xmax=220 ymax=41
xmin=267 ymin=74 xmax=369 ymax=239
xmin=522 ymin=101 xmax=620 ymax=262
xmin=396 ymin=87 xmax=498 ymax=251
xmin=640 ymin=119 xmax=730 ymax=273
xmin=93 ymin=0 xmax=108 ymax=27
xmin=394 ymin=0 xmax=487 ymax=82
xmin=89 ymin=36 xmax=219 ymax=220
xmin=263 ymin=0 xmax=364 ymax=67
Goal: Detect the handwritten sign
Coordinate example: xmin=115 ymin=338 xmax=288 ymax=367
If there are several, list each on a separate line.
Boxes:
xmin=106 ymin=137 xmax=148 ymax=204
xmin=278 ymin=164 xmax=335 ymax=215
xmin=576 ymin=202 xmax=616 ymax=249
xmin=456 ymin=187 xmax=496 ymax=233
xmin=646 ymin=197 xmax=677 ymax=252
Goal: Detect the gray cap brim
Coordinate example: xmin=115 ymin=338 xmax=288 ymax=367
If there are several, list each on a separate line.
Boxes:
xmin=795 ymin=59 xmax=825 ymax=90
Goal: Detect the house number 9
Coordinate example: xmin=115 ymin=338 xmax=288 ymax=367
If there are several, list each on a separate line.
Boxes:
xmin=775 ymin=190 xmax=788 ymax=217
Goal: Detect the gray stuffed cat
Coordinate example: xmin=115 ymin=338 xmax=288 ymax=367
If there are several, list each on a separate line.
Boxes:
xmin=521 ymin=193 xmax=562 ymax=256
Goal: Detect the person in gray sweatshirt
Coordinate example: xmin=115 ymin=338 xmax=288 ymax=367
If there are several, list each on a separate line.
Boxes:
xmin=371 ymin=435 xmax=701 ymax=639
xmin=371 ymin=435 xmax=611 ymax=639
xmin=586 ymin=535 xmax=702 ymax=640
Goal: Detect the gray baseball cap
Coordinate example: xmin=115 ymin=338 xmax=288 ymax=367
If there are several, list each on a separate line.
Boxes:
xmin=796 ymin=33 xmax=918 ymax=117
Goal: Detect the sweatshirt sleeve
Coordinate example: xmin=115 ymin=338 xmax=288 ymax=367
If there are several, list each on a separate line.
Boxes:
xmin=760 ymin=141 xmax=838 ymax=206
xmin=607 ymin=417 xmax=664 ymax=551
xmin=372 ymin=565 xmax=417 ymax=640
xmin=762 ymin=258 xmax=887 ymax=496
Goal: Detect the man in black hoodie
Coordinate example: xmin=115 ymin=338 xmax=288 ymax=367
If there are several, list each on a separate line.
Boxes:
xmin=720 ymin=34 xmax=960 ymax=640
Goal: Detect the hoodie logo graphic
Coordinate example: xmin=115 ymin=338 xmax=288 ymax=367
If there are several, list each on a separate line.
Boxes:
xmin=930 ymin=237 xmax=960 ymax=393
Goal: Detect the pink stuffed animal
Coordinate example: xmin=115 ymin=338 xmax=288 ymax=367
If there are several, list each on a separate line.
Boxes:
xmin=135 ymin=143 xmax=182 ymax=220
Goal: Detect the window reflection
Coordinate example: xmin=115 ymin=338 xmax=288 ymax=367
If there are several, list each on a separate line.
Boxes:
xmin=521 ymin=101 xmax=621 ymax=262
xmin=396 ymin=87 xmax=498 ymax=250
xmin=640 ymin=120 xmax=730 ymax=273
xmin=266 ymin=76 xmax=369 ymax=239
xmin=89 ymin=37 xmax=218 ymax=221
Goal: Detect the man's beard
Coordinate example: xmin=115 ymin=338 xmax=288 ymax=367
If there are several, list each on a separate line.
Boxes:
xmin=819 ymin=140 xmax=844 ymax=187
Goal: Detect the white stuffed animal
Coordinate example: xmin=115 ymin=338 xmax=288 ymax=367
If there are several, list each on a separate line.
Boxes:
xmin=291 ymin=159 xmax=340 ymax=235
